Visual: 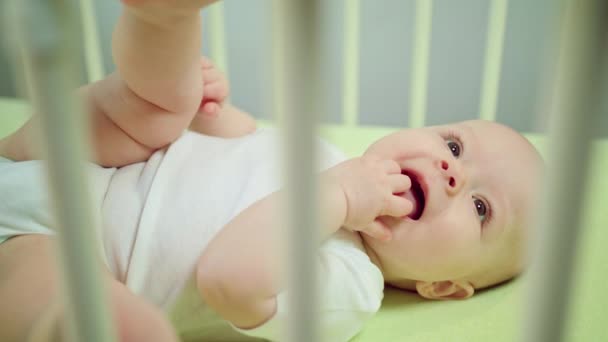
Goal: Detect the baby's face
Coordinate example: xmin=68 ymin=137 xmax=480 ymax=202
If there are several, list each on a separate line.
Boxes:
xmin=361 ymin=120 xmax=543 ymax=295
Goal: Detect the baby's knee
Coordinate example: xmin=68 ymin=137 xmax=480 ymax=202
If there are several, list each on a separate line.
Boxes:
xmin=22 ymin=284 xmax=178 ymax=342
xmin=109 ymin=280 xmax=179 ymax=342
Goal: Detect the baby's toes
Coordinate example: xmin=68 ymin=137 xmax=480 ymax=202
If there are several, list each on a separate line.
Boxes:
xmin=202 ymin=69 xmax=222 ymax=83
xmin=201 ymin=56 xmax=214 ymax=69
xmin=204 ymin=83 xmax=229 ymax=101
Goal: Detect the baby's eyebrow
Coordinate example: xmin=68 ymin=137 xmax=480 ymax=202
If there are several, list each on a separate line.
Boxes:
xmin=460 ymin=124 xmax=477 ymax=143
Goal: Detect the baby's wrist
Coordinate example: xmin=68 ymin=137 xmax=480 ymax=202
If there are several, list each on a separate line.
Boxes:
xmin=319 ymin=171 xmax=350 ymax=231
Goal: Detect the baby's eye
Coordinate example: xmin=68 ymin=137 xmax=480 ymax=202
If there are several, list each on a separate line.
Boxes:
xmin=447 ymin=140 xmax=461 ymax=157
xmin=442 ymin=131 xmax=464 ymax=157
xmin=473 ymin=198 xmax=487 ymax=222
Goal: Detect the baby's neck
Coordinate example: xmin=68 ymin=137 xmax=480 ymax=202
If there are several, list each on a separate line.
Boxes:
xmin=358 ymin=231 xmax=417 ymax=292
xmin=358 ymin=232 xmax=385 ymax=276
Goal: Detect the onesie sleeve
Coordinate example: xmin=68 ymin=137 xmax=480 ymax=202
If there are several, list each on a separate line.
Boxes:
xmin=231 ymin=230 xmax=384 ymax=342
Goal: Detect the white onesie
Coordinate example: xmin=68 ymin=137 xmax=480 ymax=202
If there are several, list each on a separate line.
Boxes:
xmin=0 ymin=129 xmax=384 ymax=342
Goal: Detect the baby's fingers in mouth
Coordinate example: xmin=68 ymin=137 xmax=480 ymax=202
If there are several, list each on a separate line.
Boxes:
xmin=383 ymin=195 xmax=413 ymax=217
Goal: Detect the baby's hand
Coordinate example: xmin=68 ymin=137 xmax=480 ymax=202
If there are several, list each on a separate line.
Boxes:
xmin=325 ymin=157 xmax=413 ymax=241
xmin=197 ymin=56 xmax=229 ymax=118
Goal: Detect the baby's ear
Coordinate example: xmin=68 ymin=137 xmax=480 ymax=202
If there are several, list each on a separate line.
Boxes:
xmin=415 ymin=280 xmax=475 ymax=300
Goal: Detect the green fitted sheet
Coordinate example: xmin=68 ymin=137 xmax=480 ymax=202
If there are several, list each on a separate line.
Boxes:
xmin=1 ymin=97 xmax=607 ymax=341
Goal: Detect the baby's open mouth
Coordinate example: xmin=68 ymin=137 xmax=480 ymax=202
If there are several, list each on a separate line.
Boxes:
xmin=400 ymin=170 xmax=426 ymax=220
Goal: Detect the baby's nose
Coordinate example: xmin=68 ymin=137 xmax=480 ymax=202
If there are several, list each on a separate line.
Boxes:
xmin=438 ymin=159 xmax=466 ymax=196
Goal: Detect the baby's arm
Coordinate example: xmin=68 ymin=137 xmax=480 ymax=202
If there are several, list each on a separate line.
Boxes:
xmin=197 ymin=157 xmax=412 ymax=329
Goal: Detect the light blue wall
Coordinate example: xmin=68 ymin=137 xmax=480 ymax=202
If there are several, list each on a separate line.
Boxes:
xmin=1 ymin=0 xmax=604 ymax=135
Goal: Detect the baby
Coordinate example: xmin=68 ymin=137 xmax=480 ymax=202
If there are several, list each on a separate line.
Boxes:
xmin=0 ymin=0 xmax=544 ymax=341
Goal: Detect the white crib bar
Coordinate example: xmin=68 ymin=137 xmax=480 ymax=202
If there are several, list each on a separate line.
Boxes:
xmin=522 ymin=0 xmax=606 ymax=341
xmin=208 ymin=2 xmax=229 ymax=75
xmin=409 ymin=0 xmax=433 ymax=128
xmin=478 ymin=0 xmax=508 ymax=121
xmin=80 ymin=0 xmax=105 ymax=82
xmin=343 ymin=0 xmax=360 ymax=127
xmin=273 ymin=0 xmax=320 ymax=341
xmin=9 ymin=0 xmax=116 ymax=341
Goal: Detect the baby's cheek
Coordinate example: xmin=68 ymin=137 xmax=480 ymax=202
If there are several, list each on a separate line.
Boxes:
xmin=424 ymin=216 xmax=481 ymax=263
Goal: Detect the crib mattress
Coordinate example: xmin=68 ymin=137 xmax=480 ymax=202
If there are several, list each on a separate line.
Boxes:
xmin=1 ymin=98 xmax=606 ymax=341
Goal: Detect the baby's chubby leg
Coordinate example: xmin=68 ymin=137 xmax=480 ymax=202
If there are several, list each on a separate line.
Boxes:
xmin=0 ymin=0 xmax=223 ymax=167
xmin=91 ymin=0 xmax=220 ymax=166
xmin=190 ymin=103 xmax=257 ymax=138
xmin=0 ymin=235 xmax=178 ymax=342
xmin=0 ymin=0 xmax=228 ymax=167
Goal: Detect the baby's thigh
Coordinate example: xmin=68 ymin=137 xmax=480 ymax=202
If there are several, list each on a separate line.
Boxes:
xmin=0 ymin=235 xmax=177 ymax=342
xmin=0 ymin=235 xmax=62 ymax=341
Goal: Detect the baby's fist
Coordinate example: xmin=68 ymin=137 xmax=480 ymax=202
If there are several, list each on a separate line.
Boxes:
xmin=326 ymin=157 xmax=413 ymax=241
